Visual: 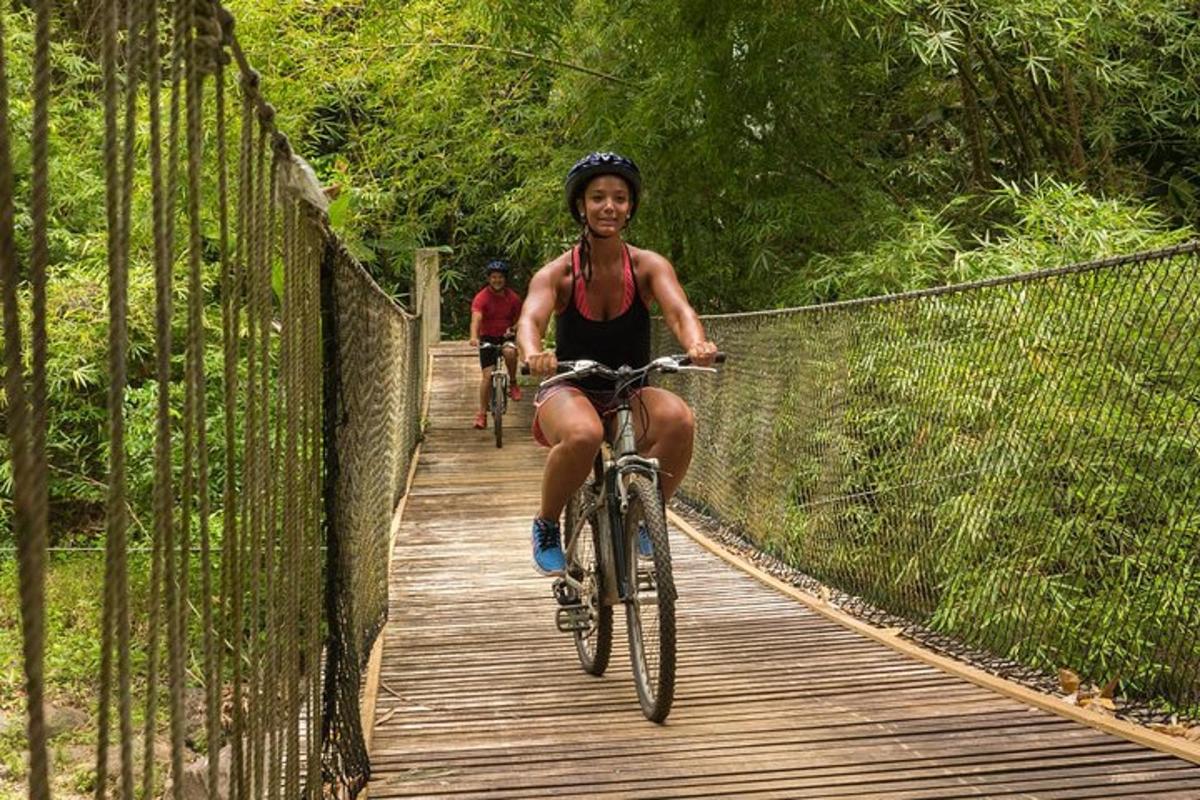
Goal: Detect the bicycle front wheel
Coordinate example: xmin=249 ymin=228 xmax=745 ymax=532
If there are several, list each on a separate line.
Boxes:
xmin=623 ymin=475 xmax=676 ymax=722
xmin=491 ymin=376 xmax=505 ymax=448
xmin=565 ymin=482 xmax=612 ymax=676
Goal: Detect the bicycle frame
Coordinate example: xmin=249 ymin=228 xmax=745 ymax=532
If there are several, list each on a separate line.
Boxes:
xmin=481 ymin=341 xmax=516 ymax=409
xmin=562 ymin=398 xmax=661 ymax=608
xmin=537 ymin=354 xmax=719 ymax=629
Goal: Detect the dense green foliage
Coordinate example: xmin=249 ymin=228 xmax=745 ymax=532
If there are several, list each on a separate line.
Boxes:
xmin=2 ymin=0 xmax=1195 ymax=539
xmin=227 ymin=0 xmax=1196 ymax=324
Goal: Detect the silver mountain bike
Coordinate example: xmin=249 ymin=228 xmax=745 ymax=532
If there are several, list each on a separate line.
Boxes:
xmin=529 ymin=353 xmax=724 ymax=722
xmin=479 ymin=340 xmax=516 ymax=448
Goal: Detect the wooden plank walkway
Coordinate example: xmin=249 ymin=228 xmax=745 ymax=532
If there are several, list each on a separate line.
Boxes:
xmin=368 ymin=344 xmax=1200 ymax=798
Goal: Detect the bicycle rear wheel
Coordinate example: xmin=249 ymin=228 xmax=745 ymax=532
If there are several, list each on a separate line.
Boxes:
xmin=565 ymin=482 xmax=612 ymax=676
xmin=623 ymin=475 xmax=676 ymax=722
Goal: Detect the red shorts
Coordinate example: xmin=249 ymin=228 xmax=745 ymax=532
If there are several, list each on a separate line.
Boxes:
xmin=531 ymin=382 xmax=644 ymax=447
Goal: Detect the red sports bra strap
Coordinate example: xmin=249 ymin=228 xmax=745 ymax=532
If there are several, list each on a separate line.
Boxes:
xmin=621 ymin=244 xmax=635 ymax=309
xmin=566 ymin=243 xmax=636 ymax=321
xmin=571 ymin=245 xmax=595 ymax=319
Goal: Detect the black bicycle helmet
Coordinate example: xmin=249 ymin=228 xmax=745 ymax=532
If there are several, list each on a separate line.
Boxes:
xmin=564 ymin=152 xmax=641 ymax=225
xmin=484 ymin=258 xmax=509 ymax=276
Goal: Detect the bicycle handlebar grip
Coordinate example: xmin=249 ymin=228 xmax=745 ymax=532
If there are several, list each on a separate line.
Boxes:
xmin=679 ymin=352 xmax=727 ymax=367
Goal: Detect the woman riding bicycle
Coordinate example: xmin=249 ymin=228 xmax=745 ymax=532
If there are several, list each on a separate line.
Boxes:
xmin=469 ymin=259 xmax=523 ymax=430
xmin=516 ymin=152 xmax=718 ymax=575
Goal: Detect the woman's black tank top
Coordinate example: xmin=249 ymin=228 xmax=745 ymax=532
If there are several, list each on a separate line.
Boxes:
xmin=554 ymin=244 xmax=651 ymax=391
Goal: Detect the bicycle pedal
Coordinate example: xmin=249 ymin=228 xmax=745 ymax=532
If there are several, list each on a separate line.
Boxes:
xmin=555 ymin=605 xmax=590 ymax=633
xmin=552 ymin=578 xmax=580 ymax=607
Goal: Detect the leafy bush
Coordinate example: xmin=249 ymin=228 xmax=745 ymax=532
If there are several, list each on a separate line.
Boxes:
xmin=794 ymin=179 xmax=1193 ymax=303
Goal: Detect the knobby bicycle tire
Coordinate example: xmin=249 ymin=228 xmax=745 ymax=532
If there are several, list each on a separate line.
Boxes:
xmin=565 ymin=482 xmax=613 ymax=676
xmin=623 ymin=475 xmax=676 ymax=722
xmin=491 ymin=374 xmax=506 ymax=448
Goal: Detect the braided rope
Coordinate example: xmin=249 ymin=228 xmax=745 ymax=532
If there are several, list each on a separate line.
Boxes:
xmin=283 ymin=192 xmax=301 ymax=800
xmin=0 ymin=4 xmax=51 ymax=798
xmin=113 ymin=4 xmax=147 ymax=797
xmin=247 ymin=119 xmax=268 ymax=800
xmin=212 ymin=24 xmax=232 ymax=795
xmin=243 ymin=117 xmax=265 ymax=800
xmin=265 ymin=143 xmax=283 ymax=800
xmin=95 ymin=0 xmax=127 ymax=792
xmin=178 ymin=0 xmax=223 ymax=795
xmin=28 ymin=19 xmax=52 ymax=779
xmin=164 ymin=0 xmax=189 ymax=794
xmin=231 ymin=64 xmax=255 ymax=800
xmin=142 ymin=0 xmax=170 ymax=796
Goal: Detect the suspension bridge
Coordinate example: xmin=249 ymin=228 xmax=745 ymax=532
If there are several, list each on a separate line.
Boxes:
xmin=2 ymin=2 xmax=1199 ymax=799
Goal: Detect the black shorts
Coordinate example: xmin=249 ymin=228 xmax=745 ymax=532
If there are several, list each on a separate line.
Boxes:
xmin=478 ymin=335 xmax=514 ymax=369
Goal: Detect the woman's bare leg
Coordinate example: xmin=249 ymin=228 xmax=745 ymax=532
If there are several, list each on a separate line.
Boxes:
xmin=631 ymin=387 xmax=696 ymax=501
xmin=535 ymin=389 xmax=604 ymax=521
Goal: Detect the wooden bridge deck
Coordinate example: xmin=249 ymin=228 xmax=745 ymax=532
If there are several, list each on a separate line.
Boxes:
xmin=367 ymin=344 xmax=1200 ymax=799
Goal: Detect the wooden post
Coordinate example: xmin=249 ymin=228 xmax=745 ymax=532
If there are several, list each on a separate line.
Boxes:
xmin=413 ymin=248 xmax=441 ymax=351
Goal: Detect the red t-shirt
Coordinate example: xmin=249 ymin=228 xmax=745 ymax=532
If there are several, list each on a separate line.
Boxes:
xmin=471 ymin=286 xmax=523 ymax=337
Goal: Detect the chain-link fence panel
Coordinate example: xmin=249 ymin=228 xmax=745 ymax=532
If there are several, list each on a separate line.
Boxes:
xmin=657 ymin=242 xmax=1200 ymax=716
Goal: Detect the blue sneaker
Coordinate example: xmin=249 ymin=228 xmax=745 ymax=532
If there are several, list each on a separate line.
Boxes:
xmin=532 ymin=517 xmax=566 ymax=576
xmin=637 ymin=523 xmax=653 ymax=558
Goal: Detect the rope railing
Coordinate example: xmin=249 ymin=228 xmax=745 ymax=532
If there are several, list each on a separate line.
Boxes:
xmin=2 ymin=1 xmax=430 ymax=797
xmin=656 ymin=240 xmax=1200 ymax=718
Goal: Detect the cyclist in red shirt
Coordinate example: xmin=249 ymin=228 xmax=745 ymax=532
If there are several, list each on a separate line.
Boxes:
xmin=468 ymin=259 xmax=523 ymax=430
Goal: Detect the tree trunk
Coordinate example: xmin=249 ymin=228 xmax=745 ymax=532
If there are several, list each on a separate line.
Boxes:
xmin=956 ymin=33 xmax=989 ymax=188
xmin=977 ymin=41 xmax=1039 ymax=170
xmin=1061 ymin=64 xmax=1087 ymax=177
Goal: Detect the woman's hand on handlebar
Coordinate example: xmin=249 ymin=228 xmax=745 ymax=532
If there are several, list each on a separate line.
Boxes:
xmin=469 ymin=337 xmax=479 ymax=348
xmin=524 ymin=350 xmax=558 ymax=377
xmin=686 ymin=340 xmax=719 ymax=367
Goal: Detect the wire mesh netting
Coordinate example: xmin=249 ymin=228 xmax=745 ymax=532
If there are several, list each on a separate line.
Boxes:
xmin=322 ymin=239 xmax=426 ymax=792
xmin=656 ymin=242 xmax=1200 ymax=716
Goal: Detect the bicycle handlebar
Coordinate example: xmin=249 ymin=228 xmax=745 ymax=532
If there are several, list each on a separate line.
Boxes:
xmin=519 ymin=352 xmax=726 ymax=380
xmin=478 ymin=341 xmax=517 ymax=352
